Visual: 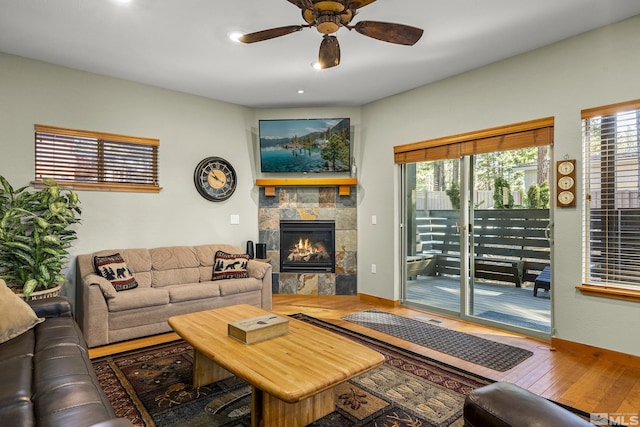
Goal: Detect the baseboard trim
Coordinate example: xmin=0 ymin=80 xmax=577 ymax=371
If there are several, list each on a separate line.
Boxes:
xmin=551 ymin=337 xmax=640 ymax=368
xmin=358 ymin=293 xmax=400 ymax=308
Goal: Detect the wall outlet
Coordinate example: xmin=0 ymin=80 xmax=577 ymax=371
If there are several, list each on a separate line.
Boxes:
xmin=371 ymin=263 xmax=377 ymax=274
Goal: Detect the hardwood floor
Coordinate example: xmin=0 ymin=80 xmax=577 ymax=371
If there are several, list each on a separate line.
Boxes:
xmin=88 ymin=295 xmax=640 ymax=416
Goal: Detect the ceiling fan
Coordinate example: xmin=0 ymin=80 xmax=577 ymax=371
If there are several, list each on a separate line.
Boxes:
xmin=239 ymin=0 xmax=424 ymax=69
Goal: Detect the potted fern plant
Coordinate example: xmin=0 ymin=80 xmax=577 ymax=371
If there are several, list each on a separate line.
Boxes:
xmin=0 ymin=175 xmax=81 ymax=298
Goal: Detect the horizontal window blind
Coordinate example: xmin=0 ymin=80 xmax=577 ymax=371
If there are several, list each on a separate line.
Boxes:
xmin=583 ymin=99 xmax=640 ymax=290
xmin=34 ymin=125 xmax=160 ymax=192
xmin=394 ymin=117 xmax=554 ymax=163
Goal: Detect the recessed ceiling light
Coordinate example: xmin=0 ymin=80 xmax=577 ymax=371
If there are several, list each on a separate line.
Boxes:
xmin=113 ymin=0 xmax=132 ymax=3
xmin=228 ymin=32 xmax=244 ymax=43
xmin=298 ymin=90 xmax=305 ymax=94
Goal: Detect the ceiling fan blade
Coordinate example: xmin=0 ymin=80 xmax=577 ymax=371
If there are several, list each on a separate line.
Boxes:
xmin=240 ymin=25 xmax=305 ymax=43
xmin=354 ymin=21 xmax=423 ymax=46
xmin=347 ymin=0 xmax=377 ymax=9
xmin=318 ymin=35 xmax=340 ymax=69
xmin=287 ymin=0 xmax=313 ymax=9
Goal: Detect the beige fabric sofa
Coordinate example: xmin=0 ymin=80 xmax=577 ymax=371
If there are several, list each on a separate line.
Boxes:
xmin=76 ymin=244 xmax=272 ymax=348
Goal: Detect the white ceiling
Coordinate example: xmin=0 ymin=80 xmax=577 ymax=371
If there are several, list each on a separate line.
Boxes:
xmin=1 ymin=0 xmax=639 ymax=109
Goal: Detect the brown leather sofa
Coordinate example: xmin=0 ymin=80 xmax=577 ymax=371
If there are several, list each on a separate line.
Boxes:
xmin=464 ymin=382 xmax=593 ymax=427
xmin=0 ymin=296 xmax=132 ymax=427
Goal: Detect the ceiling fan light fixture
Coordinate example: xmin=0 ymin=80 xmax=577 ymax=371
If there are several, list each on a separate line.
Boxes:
xmin=241 ymin=0 xmax=423 ymax=68
xmin=318 ymin=35 xmax=340 ymax=69
xmin=316 ymin=15 xmax=340 ymax=35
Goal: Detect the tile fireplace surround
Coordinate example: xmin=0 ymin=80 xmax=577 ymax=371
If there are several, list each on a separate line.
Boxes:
xmin=258 ymin=186 xmax=357 ymax=295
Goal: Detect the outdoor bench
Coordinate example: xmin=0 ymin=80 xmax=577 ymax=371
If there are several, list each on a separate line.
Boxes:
xmin=435 ymin=254 xmax=524 ymax=287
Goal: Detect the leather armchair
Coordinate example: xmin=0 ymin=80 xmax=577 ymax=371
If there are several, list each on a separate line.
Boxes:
xmin=464 ymin=382 xmax=592 ymax=427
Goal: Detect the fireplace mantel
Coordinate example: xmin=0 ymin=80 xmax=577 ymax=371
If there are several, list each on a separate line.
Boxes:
xmin=256 ymin=178 xmax=358 ymax=196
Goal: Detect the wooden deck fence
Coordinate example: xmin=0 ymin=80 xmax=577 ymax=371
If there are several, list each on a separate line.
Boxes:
xmin=416 ymin=209 xmax=550 ymax=286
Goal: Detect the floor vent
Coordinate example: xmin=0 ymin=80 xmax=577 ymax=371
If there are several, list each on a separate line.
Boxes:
xmin=416 ymin=316 xmax=442 ymax=324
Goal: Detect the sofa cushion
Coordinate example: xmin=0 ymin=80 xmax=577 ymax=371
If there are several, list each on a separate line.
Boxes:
xmin=106 ymin=288 xmax=169 ymax=312
xmin=166 ymin=282 xmax=221 ymax=303
xmin=151 ymin=246 xmax=199 ymax=270
xmin=212 ymin=251 xmax=249 ymax=281
xmin=152 ymin=268 xmax=201 ymax=288
xmin=0 ymin=279 xmax=44 ymax=344
xmin=215 ymin=277 xmax=262 ymax=296
xmin=94 ymin=253 xmax=139 ymax=291
xmin=150 ymin=246 xmax=201 ymax=287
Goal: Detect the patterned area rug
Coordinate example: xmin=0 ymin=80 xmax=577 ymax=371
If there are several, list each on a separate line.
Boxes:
xmin=342 ymin=310 xmax=533 ymax=371
xmin=93 ymin=313 xmax=495 ymax=427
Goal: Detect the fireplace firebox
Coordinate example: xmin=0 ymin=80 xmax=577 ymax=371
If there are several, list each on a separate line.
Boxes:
xmin=280 ymin=220 xmax=335 ymax=273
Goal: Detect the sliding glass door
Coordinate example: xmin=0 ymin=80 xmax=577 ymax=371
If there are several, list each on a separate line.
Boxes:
xmin=404 ymin=159 xmax=463 ymax=313
xmin=401 ymin=135 xmax=552 ymax=337
xmin=469 ymin=148 xmax=551 ymax=334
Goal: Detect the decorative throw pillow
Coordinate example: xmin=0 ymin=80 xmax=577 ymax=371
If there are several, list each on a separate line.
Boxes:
xmin=212 ymin=251 xmax=249 ymax=281
xmin=94 ymin=253 xmax=139 ymax=291
xmin=0 ymin=279 xmax=44 ymax=344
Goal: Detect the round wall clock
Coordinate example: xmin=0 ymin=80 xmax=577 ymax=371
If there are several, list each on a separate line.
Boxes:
xmin=558 ymin=176 xmax=574 ymax=190
xmin=193 ymin=157 xmax=237 ymax=201
xmin=557 ymin=161 xmax=575 ymax=175
xmin=558 ymin=190 xmax=575 ymax=205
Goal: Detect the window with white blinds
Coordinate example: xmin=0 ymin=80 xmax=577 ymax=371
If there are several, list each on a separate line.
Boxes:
xmin=34 ymin=125 xmax=160 ymax=193
xmin=582 ymin=99 xmax=640 ymax=291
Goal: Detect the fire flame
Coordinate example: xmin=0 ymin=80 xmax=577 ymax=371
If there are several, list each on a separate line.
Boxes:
xmin=293 ymin=238 xmax=319 ymax=256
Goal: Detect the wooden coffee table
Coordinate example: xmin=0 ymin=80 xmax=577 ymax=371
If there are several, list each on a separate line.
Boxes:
xmin=168 ymin=304 xmax=384 ymax=427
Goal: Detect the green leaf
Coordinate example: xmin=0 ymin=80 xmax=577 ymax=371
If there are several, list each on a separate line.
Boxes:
xmin=68 ymin=191 xmax=79 ymax=204
xmin=35 ymin=216 xmax=49 ymax=229
xmin=0 ymin=176 xmax=13 ymax=194
xmin=42 ymin=247 xmax=64 ymax=256
xmin=42 ymin=235 xmax=61 ymax=245
xmin=49 ymin=202 xmax=66 ymax=214
xmin=22 ymin=279 xmax=38 ymax=297
xmin=12 ymin=250 xmax=35 ymax=267
xmin=38 ymin=264 xmax=51 ymax=282
xmin=3 ymin=241 xmax=33 ymax=253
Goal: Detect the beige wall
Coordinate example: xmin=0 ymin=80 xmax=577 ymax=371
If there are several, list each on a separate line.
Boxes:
xmin=1 ymin=14 xmax=639 ymax=356
xmin=358 ymin=15 xmax=640 ymax=356
xmin=0 ymin=54 xmax=260 ymax=305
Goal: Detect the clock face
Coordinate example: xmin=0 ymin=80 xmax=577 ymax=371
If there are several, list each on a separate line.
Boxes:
xmin=558 ymin=190 xmax=575 ymax=205
xmin=558 ymin=176 xmax=574 ymax=190
xmin=194 ymin=157 xmax=237 ymax=201
xmin=558 ymin=161 xmax=575 ymax=175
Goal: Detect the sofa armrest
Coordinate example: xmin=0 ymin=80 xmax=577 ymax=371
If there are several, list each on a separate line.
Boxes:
xmin=84 ymin=273 xmax=118 ymax=299
xmin=247 ymin=260 xmax=273 ymax=310
xmin=76 ymin=272 xmax=112 ymax=347
xmin=28 ymin=296 xmax=72 ymax=318
xmin=247 ymin=259 xmax=270 ymax=279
